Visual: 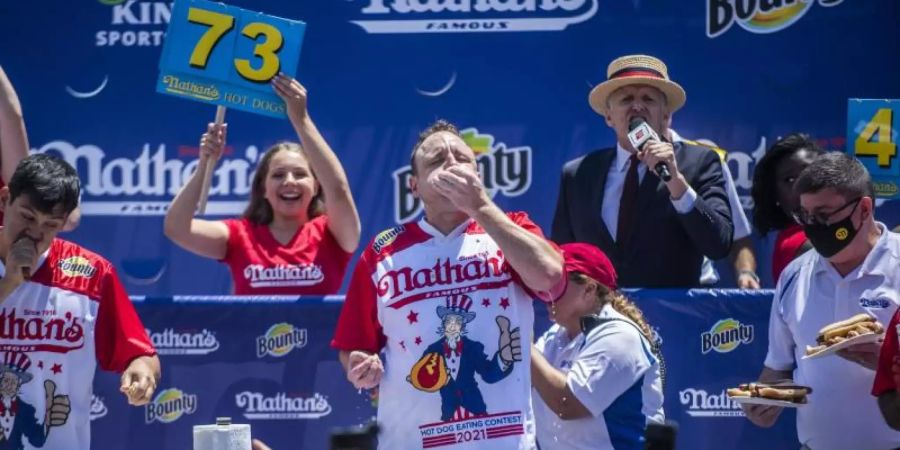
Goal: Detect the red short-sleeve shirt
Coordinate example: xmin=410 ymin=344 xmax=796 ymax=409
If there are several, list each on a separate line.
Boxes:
xmin=221 ymin=215 xmax=352 ymax=295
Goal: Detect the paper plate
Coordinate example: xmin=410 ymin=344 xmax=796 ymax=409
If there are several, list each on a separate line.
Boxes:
xmin=729 ymin=396 xmax=805 ymax=408
xmin=802 ymin=332 xmax=883 ymax=360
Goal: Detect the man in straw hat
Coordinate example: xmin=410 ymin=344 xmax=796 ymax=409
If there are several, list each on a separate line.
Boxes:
xmin=552 ymin=54 xmax=733 ymax=288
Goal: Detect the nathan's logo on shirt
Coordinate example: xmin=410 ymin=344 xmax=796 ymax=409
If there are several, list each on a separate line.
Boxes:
xmin=372 ymin=226 xmax=405 ymax=254
xmin=860 ymin=297 xmax=892 ymax=309
xmin=57 ymin=256 xmax=97 ymax=278
xmin=256 ymin=323 xmax=307 ymax=358
xmin=235 ymin=392 xmax=332 ymax=420
xmin=679 ymin=388 xmax=744 ymax=417
xmin=700 ymin=319 xmax=753 ymax=354
xmin=0 ymin=309 xmax=85 ymax=353
xmin=393 ymin=128 xmax=532 ymax=224
xmin=377 ymin=253 xmax=510 ymax=301
xmin=90 ymin=395 xmax=108 ymax=421
xmin=707 ymin=0 xmax=844 ymax=38
xmin=147 ymin=328 xmax=220 ymax=356
xmin=243 ymin=264 xmax=325 ymax=288
xmin=145 ymin=388 xmax=198 ymax=424
xmin=350 ymin=0 xmax=598 ymax=34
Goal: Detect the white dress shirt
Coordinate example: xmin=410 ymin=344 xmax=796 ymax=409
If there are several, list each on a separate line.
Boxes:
xmin=602 ymin=143 xmax=697 ymax=241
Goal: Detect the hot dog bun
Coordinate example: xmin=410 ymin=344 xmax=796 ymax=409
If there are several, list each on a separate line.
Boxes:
xmin=727 ymin=382 xmax=811 ymax=403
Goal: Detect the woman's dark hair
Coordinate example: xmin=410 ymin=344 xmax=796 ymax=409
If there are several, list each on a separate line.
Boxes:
xmin=8 ymin=154 xmax=80 ymax=215
xmin=751 ymin=133 xmax=823 ymax=234
xmin=242 ymin=142 xmax=324 ymax=225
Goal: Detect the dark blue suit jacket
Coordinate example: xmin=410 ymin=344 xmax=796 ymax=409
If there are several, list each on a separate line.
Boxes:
xmin=0 ymin=399 xmax=47 ymax=450
xmin=423 ymin=337 xmax=512 ymax=422
xmin=552 ymin=142 xmax=733 ymax=287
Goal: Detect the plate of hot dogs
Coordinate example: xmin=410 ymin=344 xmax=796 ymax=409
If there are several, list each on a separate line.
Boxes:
xmin=802 ymin=314 xmax=884 ymax=360
xmin=727 ymin=382 xmax=811 ymax=408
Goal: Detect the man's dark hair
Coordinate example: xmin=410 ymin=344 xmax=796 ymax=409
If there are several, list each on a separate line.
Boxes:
xmin=409 ymin=119 xmax=462 ymax=175
xmin=8 ymin=154 xmax=80 ymax=215
xmin=751 ymin=133 xmax=823 ymax=234
xmin=795 ymin=152 xmax=875 ymax=201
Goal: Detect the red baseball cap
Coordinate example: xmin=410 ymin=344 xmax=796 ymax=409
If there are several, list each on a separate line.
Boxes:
xmin=559 ymin=243 xmax=618 ymax=291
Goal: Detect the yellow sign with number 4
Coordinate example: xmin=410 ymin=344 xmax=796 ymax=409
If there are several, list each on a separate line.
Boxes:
xmin=848 ymin=100 xmax=900 ymax=198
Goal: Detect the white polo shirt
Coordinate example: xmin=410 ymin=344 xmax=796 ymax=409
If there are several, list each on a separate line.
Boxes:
xmin=533 ymin=304 xmax=664 ymax=450
xmin=765 ymin=223 xmax=900 ymax=450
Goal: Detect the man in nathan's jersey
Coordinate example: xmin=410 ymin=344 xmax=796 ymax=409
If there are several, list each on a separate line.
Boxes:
xmin=0 ymin=154 xmax=159 ymax=450
xmin=332 ymin=119 xmax=565 ymax=449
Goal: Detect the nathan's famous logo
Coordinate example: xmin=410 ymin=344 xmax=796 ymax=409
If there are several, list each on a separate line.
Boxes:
xmin=144 ymin=388 xmax=198 ymax=424
xmin=90 ymin=395 xmax=108 ymax=421
xmin=243 ymin=264 xmax=325 ymax=288
xmin=256 ymin=323 xmax=308 ymax=358
xmin=0 ymin=308 xmax=85 ymax=353
xmin=161 ymin=76 xmax=220 ymax=101
xmin=235 ymin=392 xmax=332 ymax=420
xmin=147 ymin=328 xmax=220 ymax=356
xmin=393 ymin=128 xmax=532 ymax=223
xmin=34 ymin=140 xmax=261 ymax=216
xmin=351 ymin=0 xmax=598 ymax=33
xmin=377 ymin=254 xmax=510 ymax=301
xmin=874 ymin=181 xmax=898 ymax=197
xmin=96 ymin=0 xmax=171 ymax=47
xmin=57 ymin=256 xmax=97 ymax=278
xmin=700 ymin=319 xmax=754 ymax=354
xmin=679 ymin=388 xmax=744 ymax=418
xmin=707 ymin=0 xmax=844 ymax=38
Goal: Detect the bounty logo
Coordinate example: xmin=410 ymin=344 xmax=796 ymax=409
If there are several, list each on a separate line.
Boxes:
xmin=701 ymin=319 xmax=754 ymax=354
xmin=34 ymin=140 xmax=260 ymax=216
xmin=148 ymin=328 xmax=220 ymax=356
xmin=256 ymin=323 xmax=308 ymax=358
xmin=351 ymin=0 xmax=598 ymax=34
xmin=707 ymin=0 xmax=844 ymax=38
xmin=393 ymin=127 xmax=532 ymax=223
xmin=235 ymin=392 xmax=332 ymax=420
xmin=58 ymin=256 xmax=97 ymax=278
xmin=96 ymin=0 xmax=172 ymax=47
xmin=679 ymin=388 xmax=745 ymax=418
xmin=90 ymin=395 xmax=108 ymax=421
xmin=145 ymin=388 xmax=198 ymax=424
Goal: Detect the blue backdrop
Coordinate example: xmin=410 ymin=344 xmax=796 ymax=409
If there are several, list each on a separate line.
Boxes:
xmin=2 ymin=0 xmax=899 ymax=295
xmin=90 ymin=291 xmax=798 ymax=449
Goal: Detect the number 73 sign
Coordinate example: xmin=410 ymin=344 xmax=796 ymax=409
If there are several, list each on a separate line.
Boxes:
xmin=157 ymin=0 xmax=306 ymax=118
xmin=847 ymin=99 xmax=900 ymax=198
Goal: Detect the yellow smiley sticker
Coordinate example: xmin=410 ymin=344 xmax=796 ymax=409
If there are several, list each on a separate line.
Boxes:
xmin=835 ymin=228 xmax=849 ymax=240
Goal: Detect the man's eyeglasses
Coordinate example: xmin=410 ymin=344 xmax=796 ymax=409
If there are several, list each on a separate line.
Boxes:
xmin=791 ymin=197 xmax=862 ymax=226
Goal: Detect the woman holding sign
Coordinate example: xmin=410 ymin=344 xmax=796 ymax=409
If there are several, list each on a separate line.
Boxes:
xmin=164 ymin=74 xmax=360 ymax=295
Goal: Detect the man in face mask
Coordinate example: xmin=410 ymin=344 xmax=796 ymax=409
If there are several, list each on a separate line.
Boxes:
xmin=741 ymin=152 xmax=900 ymax=450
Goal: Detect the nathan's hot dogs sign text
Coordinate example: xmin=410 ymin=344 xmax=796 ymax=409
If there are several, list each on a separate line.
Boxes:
xmin=157 ymin=0 xmax=306 ymax=118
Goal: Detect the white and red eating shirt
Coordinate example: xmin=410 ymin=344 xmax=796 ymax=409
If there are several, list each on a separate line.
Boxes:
xmin=0 ymin=237 xmax=155 ymax=450
xmin=333 ymin=212 xmax=559 ymax=450
xmin=221 ymin=214 xmax=352 ymax=295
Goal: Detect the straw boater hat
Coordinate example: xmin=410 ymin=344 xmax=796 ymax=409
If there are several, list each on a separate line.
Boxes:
xmin=588 ymin=54 xmax=686 ymax=116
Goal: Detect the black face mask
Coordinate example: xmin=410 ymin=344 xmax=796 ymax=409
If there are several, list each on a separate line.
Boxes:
xmin=802 ymin=200 xmax=862 ymax=258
